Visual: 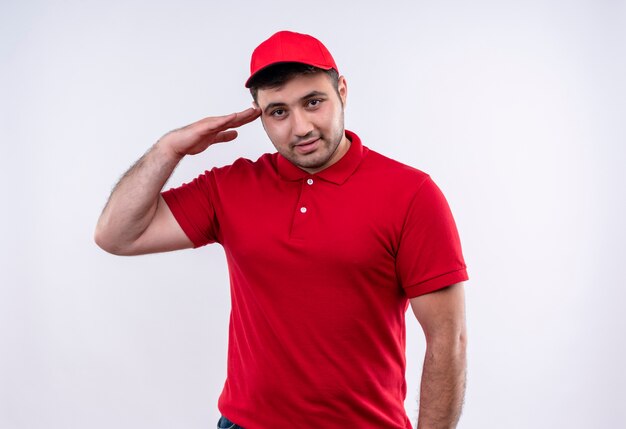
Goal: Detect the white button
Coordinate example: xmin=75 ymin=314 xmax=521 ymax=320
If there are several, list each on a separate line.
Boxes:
xmin=300 ymin=207 xmax=307 ymax=213
xmin=307 ymin=178 xmax=314 ymax=185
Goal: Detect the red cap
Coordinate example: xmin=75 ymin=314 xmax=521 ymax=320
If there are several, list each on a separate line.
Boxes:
xmin=245 ymin=31 xmax=339 ymax=88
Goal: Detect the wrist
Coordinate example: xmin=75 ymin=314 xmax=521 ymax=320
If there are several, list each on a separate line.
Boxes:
xmin=154 ymin=135 xmax=185 ymax=164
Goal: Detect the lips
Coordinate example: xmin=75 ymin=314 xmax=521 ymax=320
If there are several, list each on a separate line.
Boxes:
xmin=294 ymin=138 xmax=320 ymax=154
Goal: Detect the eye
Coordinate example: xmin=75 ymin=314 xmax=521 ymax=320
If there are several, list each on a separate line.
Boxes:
xmin=307 ymin=99 xmax=322 ymax=108
xmin=270 ymin=108 xmax=286 ymax=117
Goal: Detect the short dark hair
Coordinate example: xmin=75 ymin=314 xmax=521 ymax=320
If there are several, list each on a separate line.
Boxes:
xmin=248 ymin=62 xmax=339 ymax=103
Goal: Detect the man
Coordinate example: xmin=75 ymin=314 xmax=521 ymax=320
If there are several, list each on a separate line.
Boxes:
xmin=95 ymin=31 xmax=468 ymax=429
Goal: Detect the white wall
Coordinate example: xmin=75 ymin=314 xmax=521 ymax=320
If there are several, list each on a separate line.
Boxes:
xmin=1 ymin=0 xmax=624 ymax=428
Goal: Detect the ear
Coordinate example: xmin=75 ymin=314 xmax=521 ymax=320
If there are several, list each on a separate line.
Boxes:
xmin=338 ymin=75 xmax=348 ymax=106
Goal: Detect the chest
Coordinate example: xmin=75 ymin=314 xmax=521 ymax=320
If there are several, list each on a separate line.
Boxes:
xmin=215 ymin=176 xmax=408 ymax=274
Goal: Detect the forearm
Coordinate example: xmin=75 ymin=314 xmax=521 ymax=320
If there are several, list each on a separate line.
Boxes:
xmin=95 ymin=139 xmax=182 ymax=253
xmin=417 ymin=336 xmax=467 ymax=429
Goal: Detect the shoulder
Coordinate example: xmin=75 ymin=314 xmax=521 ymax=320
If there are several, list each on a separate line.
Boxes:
xmin=360 ymin=146 xmax=432 ymax=192
xmin=210 ymin=152 xmax=278 ymax=180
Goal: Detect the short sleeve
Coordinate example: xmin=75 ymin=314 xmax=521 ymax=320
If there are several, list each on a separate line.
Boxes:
xmin=161 ymin=170 xmax=220 ymax=248
xmin=396 ymin=176 xmax=468 ymax=298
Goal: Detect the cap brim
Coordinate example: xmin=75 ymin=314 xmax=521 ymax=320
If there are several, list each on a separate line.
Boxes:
xmin=245 ymin=61 xmax=335 ymax=88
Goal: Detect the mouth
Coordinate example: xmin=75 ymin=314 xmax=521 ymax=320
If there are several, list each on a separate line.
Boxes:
xmin=294 ymin=138 xmax=320 ymax=154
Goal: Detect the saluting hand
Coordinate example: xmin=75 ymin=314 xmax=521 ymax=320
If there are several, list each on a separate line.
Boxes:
xmin=158 ymin=106 xmax=262 ymax=159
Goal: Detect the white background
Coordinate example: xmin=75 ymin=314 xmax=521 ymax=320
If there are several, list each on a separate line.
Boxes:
xmin=1 ymin=0 xmax=625 ymax=428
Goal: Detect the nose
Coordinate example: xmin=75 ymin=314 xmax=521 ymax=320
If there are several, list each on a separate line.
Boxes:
xmin=291 ymin=108 xmax=314 ymax=138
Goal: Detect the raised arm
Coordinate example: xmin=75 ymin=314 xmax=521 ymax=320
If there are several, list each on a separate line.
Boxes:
xmin=94 ymin=107 xmax=261 ymax=255
xmin=410 ymin=282 xmax=467 ymax=429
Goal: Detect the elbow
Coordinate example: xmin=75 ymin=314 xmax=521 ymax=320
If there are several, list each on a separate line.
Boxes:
xmin=93 ymin=224 xmax=131 ymax=256
xmin=426 ymin=325 xmax=467 ymax=358
xmin=94 ymin=228 xmax=118 ymax=255
xmin=454 ymin=325 xmax=468 ymax=355
xmin=457 ymin=328 xmax=468 ymax=358
xmin=457 ymin=326 xmax=468 ymax=350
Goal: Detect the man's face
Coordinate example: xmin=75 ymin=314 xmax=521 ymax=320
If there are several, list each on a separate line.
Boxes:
xmin=255 ymin=72 xmax=349 ymax=174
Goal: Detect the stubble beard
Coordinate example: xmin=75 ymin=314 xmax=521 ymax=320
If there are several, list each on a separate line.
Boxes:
xmin=289 ymin=110 xmax=345 ymax=171
xmin=291 ymin=132 xmax=341 ymax=170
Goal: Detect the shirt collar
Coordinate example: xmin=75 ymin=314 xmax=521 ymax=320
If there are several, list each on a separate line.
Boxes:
xmin=276 ymin=130 xmax=367 ymax=185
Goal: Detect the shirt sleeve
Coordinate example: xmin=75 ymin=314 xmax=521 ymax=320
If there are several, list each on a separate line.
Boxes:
xmin=161 ymin=170 xmax=220 ymax=248
xmin=396 ymin=176 xmax=468 ymax=298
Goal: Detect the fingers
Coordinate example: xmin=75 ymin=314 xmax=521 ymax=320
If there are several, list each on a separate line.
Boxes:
xmin=204 ymin=107 xmax=260 ymax=145
xmin=194 ymin=112 xmax=237 ymax=131
xmin=212 ymin=130 xmax=238 ymax=144
xmin=226 ymin=106 xmax=262 ymax=128
xmin=192 ymin=107 xmax=261 ymax=137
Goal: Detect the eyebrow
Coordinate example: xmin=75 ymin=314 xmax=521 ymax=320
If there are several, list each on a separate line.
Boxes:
xmin=263 ymin=90 xmax=328 ymax=115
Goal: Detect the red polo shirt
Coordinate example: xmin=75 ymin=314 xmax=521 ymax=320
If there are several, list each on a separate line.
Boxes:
xmin=162 ymin=130 xmax=468 ymax=429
